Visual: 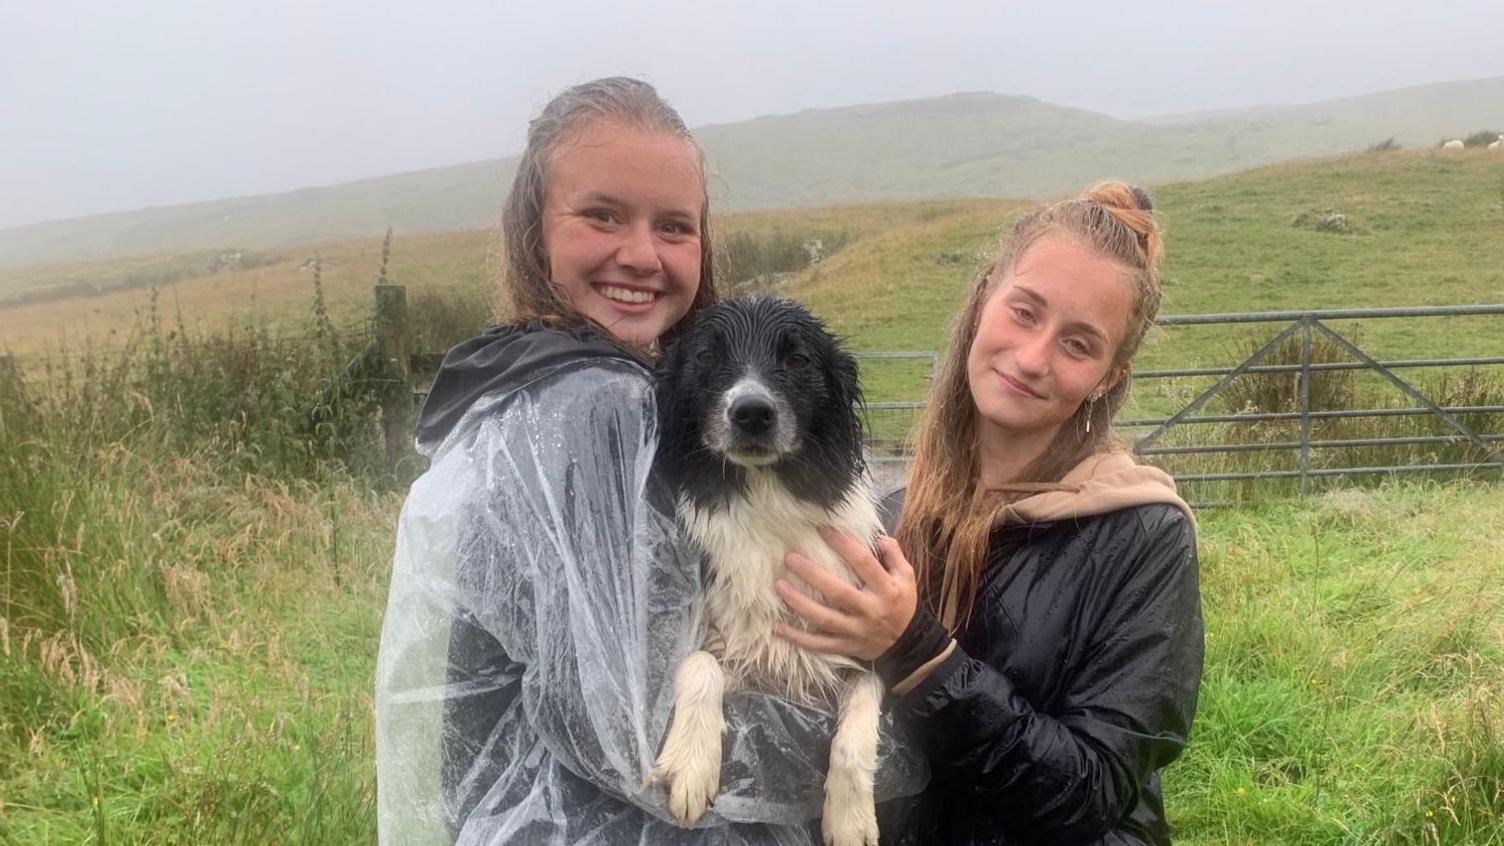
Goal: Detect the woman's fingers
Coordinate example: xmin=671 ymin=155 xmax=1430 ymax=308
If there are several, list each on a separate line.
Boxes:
xmin=775 ymin=579 xmax=857 ymax=635
xmin=780 ymin=536 xmax=920 ymax=661
xmin=817 ymin=526 xmax=891 ymax=594
xmin=784 ymin=552 xmax=866 ymax=611
xmin=876 ymin=535 xmax=916 ymax=584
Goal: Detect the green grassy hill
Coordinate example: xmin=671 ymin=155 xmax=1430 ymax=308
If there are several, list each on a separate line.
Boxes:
xmin=5 ymin=147 xmax=1501 ymax=368
xmin=2 ymin=76 xmax=1502 ymax=271
xmin=777 ymin=148 xmax=1504 ymax=497
xmin=794 ymin=148 xmax=1504 ymax=362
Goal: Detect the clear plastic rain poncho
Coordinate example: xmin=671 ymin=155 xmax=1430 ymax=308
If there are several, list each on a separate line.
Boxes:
xmin=375 ymin=344 xmax=927 ymax=846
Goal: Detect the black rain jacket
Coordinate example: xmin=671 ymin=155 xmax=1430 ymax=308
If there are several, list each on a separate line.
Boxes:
xmin=875 ymin=484 xmax=1203 ymax=846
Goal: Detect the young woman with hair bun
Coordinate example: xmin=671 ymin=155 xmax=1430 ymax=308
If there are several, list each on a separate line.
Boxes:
xmin=776 ymin=182 xmax=1204 ymax=844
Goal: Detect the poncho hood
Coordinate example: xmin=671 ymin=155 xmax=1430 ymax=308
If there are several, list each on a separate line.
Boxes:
xmin=995 ymin=450 xmax=1194 ymax=527
xmin=415 ymin=321 xmax=645 ymax=455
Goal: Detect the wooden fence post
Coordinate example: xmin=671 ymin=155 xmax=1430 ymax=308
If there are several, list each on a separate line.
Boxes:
xmin=375 ymin=285 xmax=414 ymax=477
xmin=0 ymin=354 xmax=18 ymax=400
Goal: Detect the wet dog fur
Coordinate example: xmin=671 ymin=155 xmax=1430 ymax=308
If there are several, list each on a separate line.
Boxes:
xmin=652 ymin=295 xmax=885 ymax=846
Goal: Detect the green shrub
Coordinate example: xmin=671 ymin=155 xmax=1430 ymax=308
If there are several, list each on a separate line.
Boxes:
xmin=1217 ymin=330 xmax=1358 ymax=417
xmin=407 ymin=285 xmax=494 ymax=353
xmin=1292 ymin=208 xmax=1359 ymax=234
xmin=1464 ymin=130 xmax=1503 ymax=148
xmin=720 ymin=228 xmax=852 ymax=291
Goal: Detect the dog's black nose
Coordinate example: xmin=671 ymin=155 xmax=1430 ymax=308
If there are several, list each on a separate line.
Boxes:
xmin=729 ymin=396 xmax=776 ymax=435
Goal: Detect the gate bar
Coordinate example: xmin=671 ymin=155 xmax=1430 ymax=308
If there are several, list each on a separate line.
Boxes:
xmin=1157 ymin=304 xmax=1504 ymax=325
xmin=1137 ymin=433 xmax=1504 ymax=456
xmin=1175 ymin=461 xmax=1503 ymax=482
xmin=1118 ymin=404 xmax=1504 ymax=428
xmin=1136 ymin=356 xmax=1504 ymax=380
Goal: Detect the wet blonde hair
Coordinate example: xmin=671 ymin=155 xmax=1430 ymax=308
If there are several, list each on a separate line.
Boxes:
xmin=499 ymin=77 xmax=718 ymax=344
xmin=897 ymin=181 xmax=1165 ymax=628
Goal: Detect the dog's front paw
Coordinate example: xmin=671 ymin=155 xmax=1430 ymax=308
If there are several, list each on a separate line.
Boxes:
xmin=651 ymin=749 xmax=719 ymax=827
xmin=653 ymin=650 xmax=726 ymax=827
xmin=822 ymin=783 xmax=879 ymax=846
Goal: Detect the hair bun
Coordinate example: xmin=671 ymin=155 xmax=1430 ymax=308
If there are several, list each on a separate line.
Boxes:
xmin=1083 ymin=181 xmax=1152 ymax=212
xmin=1080 ymin=181 xmax=1161 ymax=266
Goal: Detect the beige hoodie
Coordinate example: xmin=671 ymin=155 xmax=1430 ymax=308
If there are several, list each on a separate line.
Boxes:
xmin=889 ymin=450 xmax=1194 ymax=695
xmin=992 ymin=449 xmax=1195 ymax=528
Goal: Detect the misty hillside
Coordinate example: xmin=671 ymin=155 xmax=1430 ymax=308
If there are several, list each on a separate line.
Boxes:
xmin=2 ymin=75 xmax=1502 ymax=272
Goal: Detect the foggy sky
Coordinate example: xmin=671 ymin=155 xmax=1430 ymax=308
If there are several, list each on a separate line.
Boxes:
xmin=2 ymin=0 xmax=1501 ymax=230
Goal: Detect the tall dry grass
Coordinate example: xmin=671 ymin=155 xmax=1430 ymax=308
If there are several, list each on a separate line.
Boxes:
xmin=1 ymin=282 xmax=391 ymax=843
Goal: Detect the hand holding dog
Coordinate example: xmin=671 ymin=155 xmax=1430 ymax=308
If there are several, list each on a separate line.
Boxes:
xmin=774 ymin=527 xmax=918 ymax=661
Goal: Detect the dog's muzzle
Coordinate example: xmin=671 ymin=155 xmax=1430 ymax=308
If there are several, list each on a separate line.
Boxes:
xmin=729 ymin=395 xmax=776 ymax=436
xmin=705 ymin=379 xmax=798 ymax=467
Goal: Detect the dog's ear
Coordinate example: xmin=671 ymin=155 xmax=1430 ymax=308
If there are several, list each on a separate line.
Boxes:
xmin=804 ymin=337 xmax=866 ymax=487
xmin=824 ymin=341 xmax=865 ymax=441
xmin=825 ymin=341 xmax=863 ymax=412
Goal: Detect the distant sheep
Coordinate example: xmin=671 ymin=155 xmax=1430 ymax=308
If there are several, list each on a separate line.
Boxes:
xmin=1441 ymin=139 xmax=1465 ymax=151
xmin=1489 ymin=135 xmax=1503 ymax=151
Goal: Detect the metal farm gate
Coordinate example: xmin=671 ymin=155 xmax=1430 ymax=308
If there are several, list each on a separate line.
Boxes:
xmin=864 ymin=304 xmax=1504 ymax=501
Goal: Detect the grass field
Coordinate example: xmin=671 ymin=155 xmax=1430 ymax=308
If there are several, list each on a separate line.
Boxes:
xmin=5 ymin=417 xmax=1502 ymax=843
xmin=1168 ymin=484 xmax=1504 ymax=844
xmin=4 ymin=149 xmax=1504 ymax=843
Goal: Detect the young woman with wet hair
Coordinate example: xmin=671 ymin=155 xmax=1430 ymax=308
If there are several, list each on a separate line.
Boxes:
xmin=777 ymin=183 xmax=1203 ymax=845
xmin=494 ymin=76 xmax=717 ymax=348
xmin=375 ymin=77 xmax=922 ymax=846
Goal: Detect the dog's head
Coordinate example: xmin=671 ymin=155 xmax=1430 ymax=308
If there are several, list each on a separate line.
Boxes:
xmin=657 ymin=295 xmax=865 ymax=510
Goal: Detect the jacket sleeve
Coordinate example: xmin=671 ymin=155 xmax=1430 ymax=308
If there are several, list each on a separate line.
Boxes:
xmin=375 ymin=362 xmax=702 ymax=844
xmin=446 ymin=363 xmax=702 ymax=813
xmin=891 ymin=508 xmax=1203 ymax=843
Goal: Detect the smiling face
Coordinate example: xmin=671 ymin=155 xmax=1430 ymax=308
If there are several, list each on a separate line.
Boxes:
xmin=540 ymin=120 xmax=704 ymax=346
xmin=966 ymin=233 xmax=1132 ymax=451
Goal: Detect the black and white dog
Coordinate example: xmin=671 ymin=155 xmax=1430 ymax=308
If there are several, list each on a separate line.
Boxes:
xmin=652 ymin=296 xmax=885 ymax=846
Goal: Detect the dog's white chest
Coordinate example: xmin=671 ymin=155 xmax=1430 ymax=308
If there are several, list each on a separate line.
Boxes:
xmin=679 ymin=471 xmax=881 ymax=700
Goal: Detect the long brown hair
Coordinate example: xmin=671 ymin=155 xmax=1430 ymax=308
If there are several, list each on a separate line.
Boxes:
xmin=498 ymin=77 xmax=718 ymax=345
xmin=896 ymin=181 xmax=1165 ymax=629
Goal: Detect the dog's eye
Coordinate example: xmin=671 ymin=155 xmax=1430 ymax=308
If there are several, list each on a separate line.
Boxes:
xmin=696 ymin=349 xmax=717 ymax=365
xmin=785 ymin=353 xmax=810 ymax=369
